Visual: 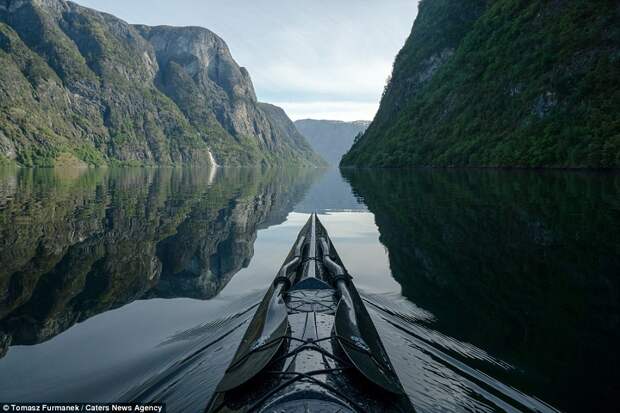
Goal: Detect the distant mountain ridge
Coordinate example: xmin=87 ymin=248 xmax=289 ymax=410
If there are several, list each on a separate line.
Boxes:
xmin=295 ymin=119 xmax=369 ymax=165
xmin=342 ymin=0 xmax=620 ymax=168
xmin=0 ymin=0 xmax=324 ymax=167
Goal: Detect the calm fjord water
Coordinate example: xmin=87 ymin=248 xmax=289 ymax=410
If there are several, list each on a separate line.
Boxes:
xmin=0 ymin=167 xmax=618 ymax=412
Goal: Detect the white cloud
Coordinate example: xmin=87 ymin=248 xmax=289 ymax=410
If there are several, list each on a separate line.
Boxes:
xmin=255 ymin=59 xmax=393 ymax=100
xmin=274 ymin=101 xmax=379 ymax=122
xmin=73 ymin=0 xmax=418 ymax=121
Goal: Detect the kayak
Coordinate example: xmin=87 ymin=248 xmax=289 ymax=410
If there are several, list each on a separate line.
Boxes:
xmin=206 ymin=214 xmax=415 ymax=412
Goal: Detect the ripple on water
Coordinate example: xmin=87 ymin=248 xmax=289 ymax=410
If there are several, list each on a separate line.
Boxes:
xmin=118 ymin=293 xmax=262 ymax=412
xmin=363 ymin=292 xmax=561 ymax=413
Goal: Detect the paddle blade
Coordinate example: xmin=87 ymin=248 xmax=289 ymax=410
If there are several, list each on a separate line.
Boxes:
xmin=215 ymin=284 xmax=289 ymax=392
xmin=334 ymin=287 xmax=405 ymax=395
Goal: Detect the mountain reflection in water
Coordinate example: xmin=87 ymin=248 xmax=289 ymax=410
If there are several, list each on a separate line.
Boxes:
xmin=0 ymin=167 xmax=618 ymax=413
xmin=0 ymin=167 xmax=321 ymax=357
xmin=343 ymin=169 xmax=620 ymax=413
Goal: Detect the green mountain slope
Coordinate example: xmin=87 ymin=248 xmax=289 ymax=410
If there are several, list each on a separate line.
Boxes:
xmin=342 ymin=0 xmax=620 ymax=168
xmin=0 ymin=0 xmax=324 ymax=167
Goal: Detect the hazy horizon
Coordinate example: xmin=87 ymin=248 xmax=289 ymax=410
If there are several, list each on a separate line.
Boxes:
xmin=72 ymin=0 xmax=418 ymax=122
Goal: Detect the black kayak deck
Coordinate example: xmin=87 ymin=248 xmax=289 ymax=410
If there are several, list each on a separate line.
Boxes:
xmin=206 ymin=214 xmax=414 ymax=413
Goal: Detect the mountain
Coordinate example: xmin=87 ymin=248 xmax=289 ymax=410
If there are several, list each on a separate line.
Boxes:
xmin=294 ymin=119 xmax=369 ymax=165
xmin=0 ymin=0 xmax=324 ymax=167
xmin=342 ymin=0 xmax=620 ymax=168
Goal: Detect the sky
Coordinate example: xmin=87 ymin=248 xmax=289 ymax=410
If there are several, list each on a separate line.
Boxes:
xmin=73 ymin=0 xmax=418 ymax=121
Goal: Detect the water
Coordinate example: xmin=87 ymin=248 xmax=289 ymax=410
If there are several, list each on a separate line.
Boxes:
xmin=0 ymin=166 xmax=618 ymax=412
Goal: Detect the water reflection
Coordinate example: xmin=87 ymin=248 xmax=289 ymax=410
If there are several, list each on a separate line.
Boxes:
xmin=294 ymin=168 xmax=367 ymax=213
xmin=342 ymin=169 xmax=620 ymax=413
xmin=0 ymin=166 xmax=618 ymax=412
xmin=0 ymin=167 xmax=321 ymax=359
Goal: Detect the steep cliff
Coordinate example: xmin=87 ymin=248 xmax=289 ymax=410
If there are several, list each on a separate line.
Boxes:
xmin=342 ymin=0 xmax=620 ymax=168
xmin=295 ymin=119 xmax=370 ymax=165
xmin=0 ymin=0 xmax=323 ymax=166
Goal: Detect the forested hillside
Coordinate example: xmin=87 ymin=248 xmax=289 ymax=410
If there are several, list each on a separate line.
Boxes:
xmin=342 ymin=0 xmax=620 ymax=168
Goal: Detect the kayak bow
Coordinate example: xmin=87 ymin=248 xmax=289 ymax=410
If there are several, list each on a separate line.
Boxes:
xmin=206 ymin=214 xmax=414 ymax=412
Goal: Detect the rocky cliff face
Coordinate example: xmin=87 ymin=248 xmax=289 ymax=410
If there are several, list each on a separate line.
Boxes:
xmin=0 ymin=167 xmax=320 ymax=356
xmin=0 ymin=0 xmax=323 ymax=166
xmin=295 ymin=119 xmax=370 ymax=165
xmin=342 ymin=0 xmax=620 ymax=168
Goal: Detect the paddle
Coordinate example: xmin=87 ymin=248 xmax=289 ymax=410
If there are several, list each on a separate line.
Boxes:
xmin=215 ymin=234 xmax=307 ymax=392
xmin=319 ymin=235 xmax=405 ymax=395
